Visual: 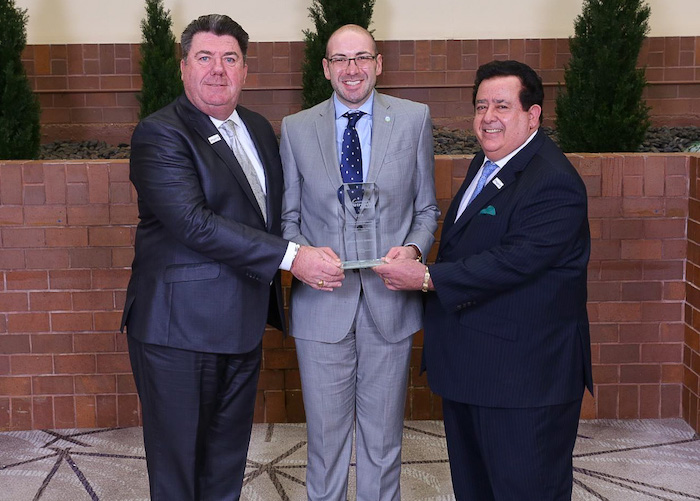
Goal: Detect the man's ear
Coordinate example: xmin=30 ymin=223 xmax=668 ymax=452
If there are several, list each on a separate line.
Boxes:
xmin=322 ymin=58 xmax=331 ymax=81
xmin=528 ymin=104 xmax=542 ymax=128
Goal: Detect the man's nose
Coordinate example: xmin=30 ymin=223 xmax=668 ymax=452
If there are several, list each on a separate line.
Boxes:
xmin=210 ymin=57 xmax=225 ymax=73
xmin=345 ymin=59 xmax=360 ymax=73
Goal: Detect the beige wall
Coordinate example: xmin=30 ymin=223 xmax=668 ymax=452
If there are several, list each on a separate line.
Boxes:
xmin=16 ymin=0 xmax=700 ymax=44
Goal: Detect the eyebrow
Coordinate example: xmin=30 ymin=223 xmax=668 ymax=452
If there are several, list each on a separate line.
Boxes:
xmin=328 ymin=50 xmax=373 ymax=58
xmin=194 ymin=50 xmax=239 ymax=57
xmin=475 ymin=98 xmax=510 ymax=104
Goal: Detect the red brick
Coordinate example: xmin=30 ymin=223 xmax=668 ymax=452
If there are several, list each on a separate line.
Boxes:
xmin=54 ymin=395 xmax=76 ymax=427
xmin=117 ymin=394 xmax=140 ymax=427
xmin=49 ymin=269 xmax=91 ymax=289
xmin=31 ymin=333 xmax=73 ymax=353
xmin=25 ymin=249 xmax=70 ymax=269
xmin=600 ymin=344 xmax=640 ymax=364
xmin=96 ymin=353 xmax=131 ymax=373
xmin=94 ymin=312 xmax=121 ymax=332
xmin=67 ymin=205 xmax=110 ymax=225
xmin=264 ymin=350 xmax=298 ymax=370
xmin=45 ymin=227 xmax=88 ymax=247
xmin=30 ymin=291 xmax=72 ymax=311
xmin=640 ymin=385 xmax=661 ymax=418
xmin=74 ymin=333 xmax=115 ymax=353
xmin=33 ymin=375 xmax=74 ymax=395
xmin=32 ymin=396 xmax=55 ymax=428
xmin=96 ymin=394 xmax=117 ymax=427
xmin=54 ymin=354 xmax=96 ymax=374
xmin=74 ymin=374 xmax=116 ymax=394
xmin=6 ymin=271 xmax=48 ymax=290
xmin=0 ymin=376 xmax=31 ymax=395
xmin=620 ymin=282 xmax=662 ymax=301
xmin=263 ymin=390 xmax=286 ymax=422
xmin=619 ymin=385 xmax=639 ymax=419
xmin=1 ymin=164 xmax=23 ymax=204
xmin=117 ymin=373 xmax=137 ymax=393
xmin=11 ymin=397 xmax=32 ymax=430
xmin=620 ymin=364 xmax=662 ymax=384
xmin=660 ymin=384 xmax=682 ymax=417
xmin=0 ymin=293 xmax=29 ymax=312
xmin=10 ymin=354 xmax=53 ymax=375
xmin=51 ymin=312 xmax=93 ymax=332
xmin=75 ymin=395 xmax=97 ymax=428
xmin=592 ymin=365 xmax=619 ymax=384
xmin=69 ymin=248 xmax=111 ymax=268
xmin=641 ymin=343 xmax=682 ymax=363
xmin=72 ymin=290 xmax=114 ymax=310
xmin=7 ymin=313 xmax=50 ymax=333
xmin=2 ymin=228 xmax=45 ymax=248
xmin=0 ymin=249 xmax=25 ymax=270
xmin=0 ymin=333 xmax=30 ymax=353
xmin=92 ymin=269 xmax=130 ymax=289
xmin=596 ymin=385 xmax=619 ymax=418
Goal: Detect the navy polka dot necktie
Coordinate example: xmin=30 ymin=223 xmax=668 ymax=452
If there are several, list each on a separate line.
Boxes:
xmin=339 ymin=111 xmax=366 ymax=209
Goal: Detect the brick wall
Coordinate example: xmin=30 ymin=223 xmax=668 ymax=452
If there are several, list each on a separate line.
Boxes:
xmin=685 ymin=155 xmax=700 ymax=433
xmin=23 ymin=36 xmax=700 ymax=144
xmin=2 ymin=154 xmax=698 ymax=433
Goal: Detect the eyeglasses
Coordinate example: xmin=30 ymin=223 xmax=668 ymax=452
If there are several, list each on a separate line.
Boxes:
xmin=326 ymin=55 xmax=378 ymax=68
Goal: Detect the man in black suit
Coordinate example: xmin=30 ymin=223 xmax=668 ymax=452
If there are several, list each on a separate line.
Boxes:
xmin=375 ymin=60 xmax=593 ymax=500
xmin=121 ymin=14 xmax=344 ymax=501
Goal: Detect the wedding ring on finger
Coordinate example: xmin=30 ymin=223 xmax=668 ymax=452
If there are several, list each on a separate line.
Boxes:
xmin=318 ymin=279 xmax=324 ymax=287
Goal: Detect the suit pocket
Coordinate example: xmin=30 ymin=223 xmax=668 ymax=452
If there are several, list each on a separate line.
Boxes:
xmin=164 ymin=262 xmax=221 ymax=283
xmin=458 ymin=310 xmax=518 ymax=342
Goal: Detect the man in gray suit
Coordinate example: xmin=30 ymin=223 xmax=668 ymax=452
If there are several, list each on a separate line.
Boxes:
xmin=280 ymin=24 xmax=439 ymax=501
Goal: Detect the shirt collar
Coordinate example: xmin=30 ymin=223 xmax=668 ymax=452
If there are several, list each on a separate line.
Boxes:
xmin=333 ymin=91 xmax=375 ymax=120
xmin=210 ymin=109 xmax=241 ymax=130
xmin=485 ymin=129 xmax=539 ymax=168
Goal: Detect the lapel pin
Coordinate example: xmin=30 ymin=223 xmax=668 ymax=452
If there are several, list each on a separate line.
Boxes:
xmin=493 ymin=177 xmax=504 ymax=189
xmin=208 ymin=134 xmax=221 ymax=144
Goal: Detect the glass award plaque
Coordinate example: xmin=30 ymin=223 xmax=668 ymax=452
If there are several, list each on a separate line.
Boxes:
xmin=339 ymin=182 xmax=383 ymax=269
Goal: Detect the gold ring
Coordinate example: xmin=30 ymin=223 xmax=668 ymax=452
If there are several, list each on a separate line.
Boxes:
xmin=318 ymin=279 xmax=324 ymax=287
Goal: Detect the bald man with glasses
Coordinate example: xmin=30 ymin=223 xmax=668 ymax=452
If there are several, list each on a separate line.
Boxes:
xmin=280 ymin=24 xmax=439 ymax=501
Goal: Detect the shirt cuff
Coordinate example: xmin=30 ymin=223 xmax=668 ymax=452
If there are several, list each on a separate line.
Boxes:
xmin=279 ymin=242 xmax=300 ymax=271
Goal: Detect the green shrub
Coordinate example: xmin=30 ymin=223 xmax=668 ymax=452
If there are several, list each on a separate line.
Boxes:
xmin=138 ymin=0 xmax=182 ymax=119
xmin=0 ymin=0 xmax=41 ymax=159
xmin=302 ymin=0 xmax=375 ymax=109
xmin=555 ymin=0 xmax=651 ymax=152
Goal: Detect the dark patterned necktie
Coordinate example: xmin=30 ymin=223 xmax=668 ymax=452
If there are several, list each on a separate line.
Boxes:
xmin=339 ymin=111 xmax=366 ymax=210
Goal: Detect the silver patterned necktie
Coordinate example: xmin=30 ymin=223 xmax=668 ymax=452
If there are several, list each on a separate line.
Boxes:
xmin=221 ymin=119 xmax=267 ymax=223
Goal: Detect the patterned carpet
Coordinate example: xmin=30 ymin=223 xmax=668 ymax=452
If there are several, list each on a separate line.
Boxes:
xmin=1 ymin=419 xmax=698 ymax=500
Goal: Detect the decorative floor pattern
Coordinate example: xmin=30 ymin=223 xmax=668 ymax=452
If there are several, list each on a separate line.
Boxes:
xmin=0 ymin=419 xmax=698 ymax=500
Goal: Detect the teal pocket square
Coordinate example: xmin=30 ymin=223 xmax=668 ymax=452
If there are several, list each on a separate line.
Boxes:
xmin=479 ymin=205 xmax=496 ymax=216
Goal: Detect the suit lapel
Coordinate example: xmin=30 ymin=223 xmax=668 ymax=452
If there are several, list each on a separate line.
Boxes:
xmin=440 ymin=130 xmax=546 ymax=248
xmin=177 ymin=96 xmax=267 ymax=226
xmin=366 ymin=93 xmax=392 ymax=183
xmin=314 ymin=98 xmax=345 ymax=191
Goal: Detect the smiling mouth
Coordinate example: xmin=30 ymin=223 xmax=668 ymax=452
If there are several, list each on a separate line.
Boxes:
xmin=342 ymin=80 xmax=362 ymax=86
xmin=484 ymin=128 xmax=502 ymax=133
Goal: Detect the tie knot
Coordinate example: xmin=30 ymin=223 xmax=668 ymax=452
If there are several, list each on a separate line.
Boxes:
xmin=343 ymin=111 xmax=365 ymax=129
xmin=483 ymin=160 xmax=498 ymax=175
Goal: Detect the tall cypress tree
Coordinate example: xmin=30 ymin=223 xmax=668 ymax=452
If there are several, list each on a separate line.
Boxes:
xmin=0 ymin=0 xmax=41 ymax=159
xmin=138 ymin=0 xmax=182 ymax=119
xmin=302 ymin=0 xmax=375 ymax=109
xmin=555 ymin=0 xmax=651 ymax=152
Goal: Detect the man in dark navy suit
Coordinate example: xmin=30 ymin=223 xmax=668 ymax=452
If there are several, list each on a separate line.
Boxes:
xmin=375 ymin=60 xmax=593 ymax=500
xmin=121 ymin=14 xmax=344 ymax=501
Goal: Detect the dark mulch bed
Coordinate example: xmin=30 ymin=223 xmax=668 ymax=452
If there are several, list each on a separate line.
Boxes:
xmin=39 ymin=126 xmax=700 ymax=160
